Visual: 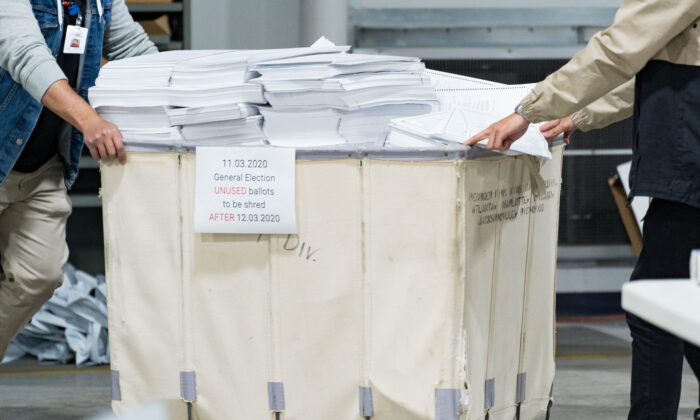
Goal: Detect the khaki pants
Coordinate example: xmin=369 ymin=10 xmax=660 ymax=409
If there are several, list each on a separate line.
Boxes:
xmin=0 ymin=156 xmax=71 ymax=360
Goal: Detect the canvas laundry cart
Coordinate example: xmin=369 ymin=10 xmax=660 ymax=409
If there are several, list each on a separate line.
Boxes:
xmin=101 ymin=143 xmax=564 ymax=420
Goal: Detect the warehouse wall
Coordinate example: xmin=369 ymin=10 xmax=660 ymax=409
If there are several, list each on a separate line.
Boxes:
xmin=350 ymin=0 xmax=623 ymax=7
xmin=190 ymin=0 xmax=626 ymax=50
xmin=190 ymin=0 xmax=302 ymax=49
xmin=299 ymin=0 xmax=348 ymax=45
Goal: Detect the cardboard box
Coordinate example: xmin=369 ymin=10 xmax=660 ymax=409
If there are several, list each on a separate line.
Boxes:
xmin=138 ymin=15 xmax=171 ymax=37
xmin=608 ymin=175 xmax=643 ymax=256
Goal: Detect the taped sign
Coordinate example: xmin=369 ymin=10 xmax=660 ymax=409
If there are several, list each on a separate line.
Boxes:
xmin=194 ymin=147 xmax=297 ymax=234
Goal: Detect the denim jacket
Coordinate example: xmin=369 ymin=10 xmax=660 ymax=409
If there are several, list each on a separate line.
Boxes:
xmin=0 ymin=0 xmax=156 ymax=187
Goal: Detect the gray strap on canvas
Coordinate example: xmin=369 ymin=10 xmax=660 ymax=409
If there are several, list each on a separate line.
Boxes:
xmin=517 ymin=372 xmax=527 ymax=403
xmin=359 ymin=386 xmax=374 ymax=417
xmin=180 ymin=371 xmax=197 ymax=402
xmin=110 ymin=370 xmax=121 ymax=401
xmin=485 ymin=378 xmax=495 ymax=410
xmin=435 ymin=388 xmax=460 ymax=420
xmin=268 ymin=382 xmax=286 ymax=411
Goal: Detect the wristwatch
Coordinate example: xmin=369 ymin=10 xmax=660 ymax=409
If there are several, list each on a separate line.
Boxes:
xmin=514 ymin=104 xmax=530 ymax=122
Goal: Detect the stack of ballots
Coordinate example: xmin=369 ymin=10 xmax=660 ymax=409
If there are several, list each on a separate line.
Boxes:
xmin=2 ymin=264 xmax=109 ymax=366
xmin=91 ymin=40 xmax=554 ymax=159
xmin=89 ymin=39 xmax=350 ymax=150
xmin=250 ymin=51 xmax=438 ymax=147
xmin=384 ymin=70 xmax=552 ymax=159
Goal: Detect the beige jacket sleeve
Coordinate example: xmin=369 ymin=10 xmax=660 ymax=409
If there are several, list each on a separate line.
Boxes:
xmin=519 ymin=0 xmax=700 ymax=124
xmin=570 ymin=78 xmax=635 ymax=132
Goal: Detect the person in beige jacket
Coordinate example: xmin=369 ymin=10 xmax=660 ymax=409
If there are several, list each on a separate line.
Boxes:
xmin=466 ymin=0 xmax=700 ymax=418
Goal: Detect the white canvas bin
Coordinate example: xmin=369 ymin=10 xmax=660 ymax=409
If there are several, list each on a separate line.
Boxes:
xmin=101 ymin=144 xmax=564 ymax=420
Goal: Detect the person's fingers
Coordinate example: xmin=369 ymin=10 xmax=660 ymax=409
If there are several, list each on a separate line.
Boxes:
xmin=543 ymin=126 xmax=563 ymax=139
xmin=498 ymin=135 xmax=511 ymax=152
xmin=464 ymin=127 xmax=490 ymax=146
xmin=104 ymin=137 xmax=118 ymax=160
xmin=494 ymin=128 xmax=507 ymax=151
xmin=502 ymin=139 xmax=514 ymax=151
xmin=563 ymin=132 xmax=572 ymax=145
xmin=486 ymin=128 xmax=498 ymax=150
xmin=114 ymin=132 xmax=127 ymax=164
xmin=87 ymin=144 xmax=100 ymax=161
xmin=540 ymin=120 xmax=559 ymax=132
xmin=96 ymin=143 xmax=108 ymax=162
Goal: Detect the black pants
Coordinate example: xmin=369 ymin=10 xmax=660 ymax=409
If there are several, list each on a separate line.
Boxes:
xmin=627 ymin=199 xmax=700 ymax=419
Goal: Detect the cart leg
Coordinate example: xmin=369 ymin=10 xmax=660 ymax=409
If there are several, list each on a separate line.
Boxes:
xmin=515 ymin=403 xmax=521 ymax=420
xmin=544 ymin=400 xmax=553 ymax=420
xmin=187 ymin=402 xmax=193 ymax=420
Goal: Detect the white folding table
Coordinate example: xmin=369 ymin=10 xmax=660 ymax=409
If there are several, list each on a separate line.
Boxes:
xmin=622 ymin=279 xmax=700 ymax=347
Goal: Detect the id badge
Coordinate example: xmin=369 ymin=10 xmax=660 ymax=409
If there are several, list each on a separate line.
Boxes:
xmin=63 ymin=25 xmax=88 ymax=55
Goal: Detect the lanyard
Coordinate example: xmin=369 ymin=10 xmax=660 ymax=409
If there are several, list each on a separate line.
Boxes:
xmin=57 ymin=0 xmax=63 ymax=26
xmin=96 ymin=0 xmax=102 ymax=22
xmin=57 ymin=0 xmax=102 ymax=26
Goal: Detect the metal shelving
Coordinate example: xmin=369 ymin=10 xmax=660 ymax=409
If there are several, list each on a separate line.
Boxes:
xmin=126 ymin=0 xmax=191 ymax=51
xmin=126 ymin=2 xmax=183 ymax=13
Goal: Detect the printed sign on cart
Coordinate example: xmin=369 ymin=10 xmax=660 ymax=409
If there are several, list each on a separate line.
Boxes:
xmin=194 ymin=147 xmax=297 ymax=234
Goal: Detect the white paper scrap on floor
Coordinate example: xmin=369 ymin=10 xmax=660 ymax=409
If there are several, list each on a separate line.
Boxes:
xmin=1 ymin=264 xmax=109 ymax=367
xmin=95 ymin=36 xmax=565 ymax=420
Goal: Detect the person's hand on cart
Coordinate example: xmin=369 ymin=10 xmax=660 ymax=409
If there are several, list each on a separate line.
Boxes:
xmin=540 ymin=117 xmax=577 ymax=144
xmin=463 ymin=115 xmax=577 ymax=150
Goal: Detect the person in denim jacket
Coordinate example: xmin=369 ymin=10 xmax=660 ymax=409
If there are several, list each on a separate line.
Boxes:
xmin=0 ymin=0 xmax=156 ymax=361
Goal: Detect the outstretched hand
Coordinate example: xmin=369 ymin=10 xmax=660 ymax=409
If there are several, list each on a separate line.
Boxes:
xmin=539 ymin=117 xmax=577 ymax=144
xmin=464 ymin=113 xmax=529 ymax=152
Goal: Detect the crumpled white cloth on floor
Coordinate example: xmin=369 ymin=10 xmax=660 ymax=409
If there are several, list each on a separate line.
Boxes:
xmin=1 ymin=264 xmax=110 ymax=366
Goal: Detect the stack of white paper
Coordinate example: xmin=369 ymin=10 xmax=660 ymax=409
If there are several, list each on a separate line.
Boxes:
xmin=426 ymin=69 xmax=504 ymax=91
xmin=167 ymin=104 xmax=258 ymax=126
xmin=93 ymin=50 xmax=217 ymax=89
xmin=387 ymin=107 xmax=552 ymax=159
xmin=2 ymin=265 xmax=110 ymax=366
xmin=90 ymin=39 xmax=352 ymax=146
xmin=257 ymin=108 xmax=346 ymax=147
xmin=170 ymin=40 xmax=350 ymax=88
xmin=118 ymin=127 xmax=184 ymax=147
xmin=169 ymin=52 xmax=250 ymax=88
xmin=89 ymin=84 xmax=265 ymax=109
xmin=91 ymin=41 xmax=554 ymax=155
xmin=180 ymin=116 xmax=265 ymax=146
xmin=253 ymin=53 xmax=427 ymax=84
xmin=258 ymin=103 xmax=434 ymax=147
xmin=386 ymin=108 xmax=468 ymax=148
xmin=251 ymin=52 xmax=437 ymax=147
xmin=384 ymin=71 xmax=553 ymax=158
xmin=100 ymin=104 xmax=261 ymax=132
xmin=98 ymin=106 xmax=172 ymax=130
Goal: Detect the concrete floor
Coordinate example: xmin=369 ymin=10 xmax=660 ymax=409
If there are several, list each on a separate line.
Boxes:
xmin=552 ymin=320 xmax=699 ymax=418
xmin=0 ymin=320 xmax=698 ymax=419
